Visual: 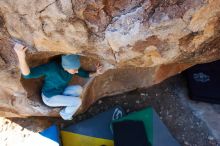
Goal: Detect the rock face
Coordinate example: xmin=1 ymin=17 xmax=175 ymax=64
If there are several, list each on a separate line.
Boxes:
xmin=0 ymin=0 xmax=220 ymax=117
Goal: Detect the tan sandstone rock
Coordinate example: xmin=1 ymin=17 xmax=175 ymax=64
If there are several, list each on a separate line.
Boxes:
xmin=0 ymin=0 xmax=220 ymax=116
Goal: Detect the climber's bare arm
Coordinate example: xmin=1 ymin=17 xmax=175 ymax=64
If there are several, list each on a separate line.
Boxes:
xmin=89 ymin=63 xmax=103 ymax=77
xmin=13 ymin=43 xmax=30 ymax=75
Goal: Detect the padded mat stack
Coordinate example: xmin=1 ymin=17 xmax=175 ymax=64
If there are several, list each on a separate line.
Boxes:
xmin=112 ymin=107 xmax=180 ymax=146
xmin=35 ymin=106 xmax=179 ymax=146
xmin=186 ymin=60 xmax=220 ymax=104
xmin=61 ymin=106 xmax=125 ymax=146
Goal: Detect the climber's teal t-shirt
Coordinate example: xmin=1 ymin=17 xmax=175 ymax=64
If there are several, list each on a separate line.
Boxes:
xmin=23 ymin=61 xmax=89 ymax=98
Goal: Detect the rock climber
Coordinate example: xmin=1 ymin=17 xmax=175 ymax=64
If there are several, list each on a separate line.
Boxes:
xmin=13 ymin=43 xmax=103 ymax=120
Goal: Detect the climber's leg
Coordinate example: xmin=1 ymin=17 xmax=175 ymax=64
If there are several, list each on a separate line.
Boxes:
xmin=42 ymin=93 xmax=82 ymax=120
xmin=41 ymin=86 xmax=83 ymax=120
xmin=63 ymin=85 xmax=83 ymax=96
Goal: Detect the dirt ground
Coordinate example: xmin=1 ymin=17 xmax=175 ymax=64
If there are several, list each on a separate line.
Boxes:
xmin=1 ymin=74 xmax=220 ymax=146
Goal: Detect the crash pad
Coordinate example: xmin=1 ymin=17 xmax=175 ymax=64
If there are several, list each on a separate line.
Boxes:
xmin=61 ymin=106 xmax=125 ymax=146
xmin=113 ymin=107 xmax=180 ymax=146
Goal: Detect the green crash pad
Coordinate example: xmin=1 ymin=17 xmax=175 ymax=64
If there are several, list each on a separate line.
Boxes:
xmin=113 ymin=107 xmax=180 ymax=146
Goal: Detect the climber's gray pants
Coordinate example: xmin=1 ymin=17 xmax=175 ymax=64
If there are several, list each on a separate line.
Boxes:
xmin=41 ymin=85 xmax=82 ymax=120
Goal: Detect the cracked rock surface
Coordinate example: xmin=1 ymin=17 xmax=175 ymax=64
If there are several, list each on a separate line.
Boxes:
xmin=0 ymin=0 xmax=220 ymax=116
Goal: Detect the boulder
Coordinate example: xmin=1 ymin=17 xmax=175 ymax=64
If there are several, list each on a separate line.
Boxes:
xmin=0 ymin=0 xmax=220 ymax=116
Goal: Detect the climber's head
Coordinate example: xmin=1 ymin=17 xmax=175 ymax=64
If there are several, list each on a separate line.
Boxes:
xmin=61 ymin=54 xmax=80 ymax=74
